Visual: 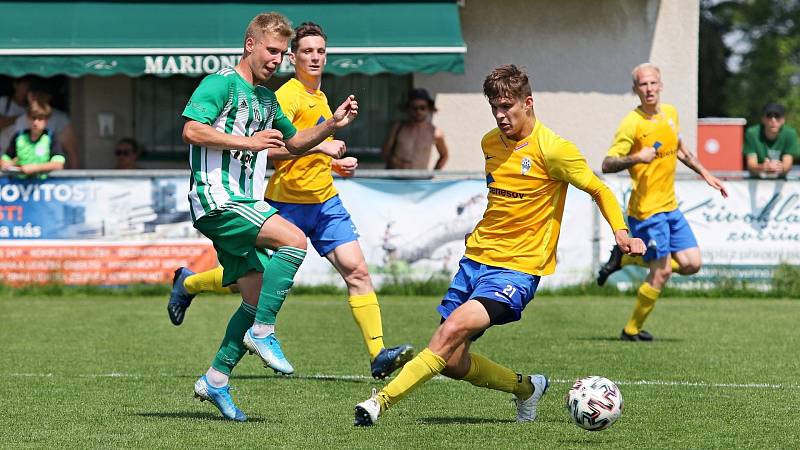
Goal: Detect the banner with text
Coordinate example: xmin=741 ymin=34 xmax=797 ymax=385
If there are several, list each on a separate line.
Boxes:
xmin=1 ymin=175 xmax=797 ymax=287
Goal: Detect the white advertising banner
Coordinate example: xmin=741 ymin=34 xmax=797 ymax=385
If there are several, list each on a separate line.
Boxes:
xmin=600 ymin=175 xmax=800 ymax=285
xmin=293 ymin=179 xmax=597 ymax=288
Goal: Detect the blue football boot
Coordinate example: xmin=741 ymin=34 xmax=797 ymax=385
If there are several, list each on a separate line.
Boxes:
xmin=243 ymin=328 xmax=295 ymax=375
xmin=167 ymin=267 xmax=196 ymax=326
xmin=193 ymin=375 xmax=247 ymax=422
xmin=370 ymin=344 xmax=414 ymax=379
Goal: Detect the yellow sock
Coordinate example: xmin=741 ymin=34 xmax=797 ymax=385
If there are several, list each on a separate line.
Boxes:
xmin=184 ymin=266 xmax=232 ymax=295
xmin=621 ymin=254 xmax=646 ymax=267
xmin=348 ymin=292 xmax=385 ymax=359
xmin=377 ymin=348 xmax=446 ymax=411
xmin=622 ymin=255 xmax=680 ymax=271
xmin=624 ymin=282 xmax=661 ymax=335
xmin=462 ymin=353 xmax=532 ymax=399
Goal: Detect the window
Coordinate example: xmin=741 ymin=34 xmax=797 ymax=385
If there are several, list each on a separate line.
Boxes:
xmin=134 ymin=76 xmax=198 ymax=160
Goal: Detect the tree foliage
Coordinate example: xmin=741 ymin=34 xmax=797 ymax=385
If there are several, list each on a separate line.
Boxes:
xmin=700 ymin=0 xmax=800 ymax=129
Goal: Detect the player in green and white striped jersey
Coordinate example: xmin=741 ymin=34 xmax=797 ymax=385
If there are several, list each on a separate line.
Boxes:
xmin=182 ymin=12 xmax=358 ymax=422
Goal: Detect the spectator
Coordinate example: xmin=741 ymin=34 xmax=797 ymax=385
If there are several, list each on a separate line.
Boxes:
xmin=0 ymin=76 xmax=31 ymax=151
xmin=744 ymin=103 xmax=799 ymax=179
xmin=382 ymin=88 xmax=449 ymax=170
xmin=1 ymin=98 xmax=65 ymax=179
xmin=114 ymin=138 xmax=142 ymax=169
xmin=13 ymin=84 xmax=79 ymax=169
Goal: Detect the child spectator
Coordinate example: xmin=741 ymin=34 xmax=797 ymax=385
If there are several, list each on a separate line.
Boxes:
xmin=1 ymin=98 xmax=65 ymax=179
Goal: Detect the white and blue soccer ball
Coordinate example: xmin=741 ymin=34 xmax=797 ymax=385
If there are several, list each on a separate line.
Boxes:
xmin=565 ymin=376 xmax=623 ymax=431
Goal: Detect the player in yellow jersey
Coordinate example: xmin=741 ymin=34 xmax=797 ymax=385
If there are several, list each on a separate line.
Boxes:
xmin=596 ymin=63 xmax=728 ymax=341
xmin=168 ymin=22 xmax=413 ymax=380
xmin=353 ymin=64 xmax=646 ymax=426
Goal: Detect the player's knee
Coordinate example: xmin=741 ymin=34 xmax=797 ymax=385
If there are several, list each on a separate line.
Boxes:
xmin=284 ymin=229 xmax=307 ymax=250
xmin=343 ymin=261 xmax=370 ymax=288
xmin=680 ymin=261 xmax=701 ymax=275
xmin=437 ymin=319 xmax=471 ymax=347
xmin=652 ymin=267 xmax=672 ymax=285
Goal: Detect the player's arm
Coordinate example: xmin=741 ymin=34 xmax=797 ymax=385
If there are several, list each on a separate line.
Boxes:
xmin=284 ymin=95 xmax=357 ymax=156
xmin=601 ymin=116 xmax=655 ymax=173
xmin=433 ymin=127 xmax=449 ymax=170
xmin=267 ymin=140 xmax=346 ymax=160
xmin=331 ymin=156 xmax=358 ymax=177
xmin=545 ymin=142 xmax=645 ymax=255
xmin=181 ymin=74 xmax=285 ymax=153
xmin=182 ymin=120 xmax=285 ymax=153
xmin=677 ymin=139 xmax=728 ymax=198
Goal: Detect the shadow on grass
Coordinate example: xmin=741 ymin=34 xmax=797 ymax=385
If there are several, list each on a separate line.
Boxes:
xmin=576 ymin=336 xmax=684 ymax=343
xmin=170 ymin=373 xmax=373 ymax=384
xmin=418 ymin=417 xmax=515 ymax=425
xmin=136 ymin=411 xmax=265 ymax=422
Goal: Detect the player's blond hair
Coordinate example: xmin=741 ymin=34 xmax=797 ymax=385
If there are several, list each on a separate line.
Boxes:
xmin=245 ymin=12 xmax=294 ymax=43
xmin=632 ymin=63 xmax=661 ymax=85
xmin=483 ymin=64 xmax=532 ymax=101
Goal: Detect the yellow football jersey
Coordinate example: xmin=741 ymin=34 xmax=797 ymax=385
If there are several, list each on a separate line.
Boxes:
xmin=607 ymin=103 xmax=681 ymax=220
xmin=266 ymin=78 xmax=336 ymax=204
xmin=466 ymin=120 xmax=627 ymax=276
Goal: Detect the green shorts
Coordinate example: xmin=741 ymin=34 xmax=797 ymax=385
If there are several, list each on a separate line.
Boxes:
xmin=193 ymin=197 xmax=279 ymax=286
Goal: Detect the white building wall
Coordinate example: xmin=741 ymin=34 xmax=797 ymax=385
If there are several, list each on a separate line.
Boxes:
xmin=416 ymin=0 xmax=699 ymax=172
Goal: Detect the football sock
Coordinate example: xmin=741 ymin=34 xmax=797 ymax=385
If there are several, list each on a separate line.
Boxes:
xmin=621 ymin=255 xmax=681 ymax=271
xmin=377 ymin=348 xmax=446 ymax=411
xmin=348 ymin=292 xmax=385 ymax=359
xmin=205 ymin=367 xmax=229 ymax=388
xmin=211 ymin=300 xmax=257 ymax=375
xmin=624 ymin=282 xmax=661 ymax=335
xmin=254 ymin=246 xmax=306 ymax=325
xmin=184 ymin=266 xmax=232 ymax=295
xmin=461 ymin=353 xmax=533 ymax=399
xmin=621 ymin=254 xmax=645 ymax=267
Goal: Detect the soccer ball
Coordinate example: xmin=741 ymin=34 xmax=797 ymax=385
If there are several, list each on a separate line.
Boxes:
xmin=565 ymin=376 xmax=623 ymax=431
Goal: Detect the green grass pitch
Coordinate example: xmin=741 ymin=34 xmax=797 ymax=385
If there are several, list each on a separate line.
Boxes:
xmin=2 ymin=293 xmax=798 ymax=448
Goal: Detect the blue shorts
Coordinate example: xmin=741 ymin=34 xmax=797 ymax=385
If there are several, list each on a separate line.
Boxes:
xmin=438 ymin=257 xmax=541 ymax=328
xmin=267 ymin=195 xmax=359 ymax=257
xmin=628 ymin=209 xmax=698 ymax=262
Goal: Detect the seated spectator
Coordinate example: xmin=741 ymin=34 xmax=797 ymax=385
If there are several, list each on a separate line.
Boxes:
xmin=744 ymin=103 xmax=798 ymax=178
xmin=13 ymin=84 xmax=79 ymax=169
xmin=1 ymin=98 xmax=65 ymax=179
xmin=0 ymin=76 xmax=31 ymax=151
xmin=114 ymin=138 xmax=142 ymax=169
xmin=382 ymin=88 xmax=449 ymax=170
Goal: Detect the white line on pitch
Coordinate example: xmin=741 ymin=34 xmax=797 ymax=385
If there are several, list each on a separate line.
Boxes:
xmin=8 ymin=372 xmax=793 ymax=389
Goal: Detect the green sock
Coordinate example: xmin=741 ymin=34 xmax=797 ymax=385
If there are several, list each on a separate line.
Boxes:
xmin=254 ymin=246 xmax=306 ymax=325
xmin=211 ymin=301 xmax=257 ymax=375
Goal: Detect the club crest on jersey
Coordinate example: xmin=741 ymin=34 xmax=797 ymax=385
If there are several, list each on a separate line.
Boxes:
xmin=253 ymin=106 xmax=262 ymax=122
xmin=521 ymin=157 xmax=532 ymax=175
xmin=254 ymin=201 xmax=271 ymax=213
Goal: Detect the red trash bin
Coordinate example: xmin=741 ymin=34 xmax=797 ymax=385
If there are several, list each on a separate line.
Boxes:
xmin=696 ymin=117 xmax=747 ymax=171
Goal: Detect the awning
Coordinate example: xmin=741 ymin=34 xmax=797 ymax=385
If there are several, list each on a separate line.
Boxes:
xmin=0 ymin=1 xmax=466 ymax=77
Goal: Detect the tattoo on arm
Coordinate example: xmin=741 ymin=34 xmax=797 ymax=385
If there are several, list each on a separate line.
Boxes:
xmin=602 ymin=156 xmax=638 ymax=173
xmin=678 ymin=146 xmax=704 ymax=175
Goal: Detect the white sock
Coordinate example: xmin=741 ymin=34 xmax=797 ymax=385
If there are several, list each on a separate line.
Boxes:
xmin=252 ymin=321 xmax=275 ymax=338
xmin=205 ymin=367 xmax=229 ymax=388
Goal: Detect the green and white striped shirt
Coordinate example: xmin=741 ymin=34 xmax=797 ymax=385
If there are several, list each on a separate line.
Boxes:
xmin=182 ymin=67 xmax=297 ymax=221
